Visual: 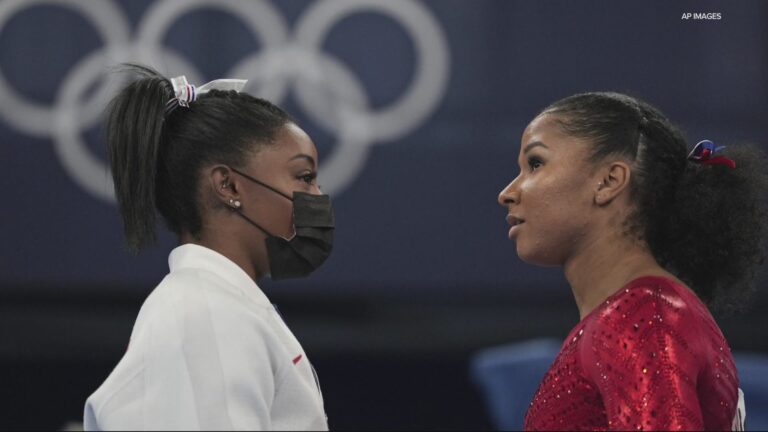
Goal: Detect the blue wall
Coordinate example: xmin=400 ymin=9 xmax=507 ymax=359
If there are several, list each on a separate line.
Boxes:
xmin=1 ymin=0 xmax=766 ymax=295
xmin=2 ymin=1 xmax=767 ymax=429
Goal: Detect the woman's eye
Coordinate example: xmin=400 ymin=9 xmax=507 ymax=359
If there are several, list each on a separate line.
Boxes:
xmin=528 ymin=158 xmax=543 ymax=171
xmin=299 ymin=173 xmax=317 ymax=184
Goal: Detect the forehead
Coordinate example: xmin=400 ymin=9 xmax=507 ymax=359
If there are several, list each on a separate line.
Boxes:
xmin=520 ymin=113 xmax=590 ymax=155
xmin=251 ymin=122 xmax=318 ymax=165
xmin=522 ymin=114 xmax=564 ymax=145
xmin=275 ymin=122 xmax=318 ymax=158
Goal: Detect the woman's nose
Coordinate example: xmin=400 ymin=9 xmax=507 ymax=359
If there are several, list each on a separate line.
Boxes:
xmin=497 ymin=180 xmax=519 ymax=207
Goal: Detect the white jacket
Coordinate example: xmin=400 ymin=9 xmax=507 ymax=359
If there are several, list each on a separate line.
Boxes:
xmin=84 ymin=244 xmax=328 ymax=431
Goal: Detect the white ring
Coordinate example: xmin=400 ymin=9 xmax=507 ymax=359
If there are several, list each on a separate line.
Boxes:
xmin=294 ymin=0 xmax=450 ymax=141
xmin=0 ymin=0 xmax=451 ymax=201
xmin=52 ymin=48 xmax=128 ymax=202
xmin=0 ymin=0 xmax=129 ymax=137
xmin=135 ymin=0 xmax=289 ymax=80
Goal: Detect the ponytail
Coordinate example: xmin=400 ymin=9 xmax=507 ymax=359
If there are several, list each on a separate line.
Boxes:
xmin=655 ymin=144 xmax=768 ymax=310
xmin=105 ymin=64 xmax=292 ymax=253
xmin=107 ymin=64 xmax=172 ymax=253
xmin=542 ymin=92 xmax=768 ymax=310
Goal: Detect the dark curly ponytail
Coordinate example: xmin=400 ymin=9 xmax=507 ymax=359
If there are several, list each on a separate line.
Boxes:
xmin=106 ymin=64 xmax=292 ymax=253
xmin=541 ymin=92 xmax=768 ymax=310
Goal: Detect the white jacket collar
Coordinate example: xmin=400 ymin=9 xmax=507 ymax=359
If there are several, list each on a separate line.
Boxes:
xmin=168 ymin=243 xmax=272 ymax=307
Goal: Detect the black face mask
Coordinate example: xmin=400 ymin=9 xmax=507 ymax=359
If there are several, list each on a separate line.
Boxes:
xmin=230 ymin=168 xmax=335 ymax=280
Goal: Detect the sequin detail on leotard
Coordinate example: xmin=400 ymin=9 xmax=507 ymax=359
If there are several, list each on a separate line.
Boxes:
xmin=524 ymin=276 xmax=738 ymax=430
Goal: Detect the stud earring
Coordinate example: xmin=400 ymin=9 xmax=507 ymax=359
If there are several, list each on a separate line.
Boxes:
xmin=229 ymin=199 xmax=241 ymax=208
xmin=221 ymin=183 xmax=229 ymax=190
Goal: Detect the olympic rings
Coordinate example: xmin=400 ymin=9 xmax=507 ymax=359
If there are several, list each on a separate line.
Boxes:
xmin=0 ymin=0 xmax=450 ymax=202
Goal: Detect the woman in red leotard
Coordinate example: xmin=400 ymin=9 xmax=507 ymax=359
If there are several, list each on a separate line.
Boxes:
xmin=497 ymin=92 xmax=767 ymax=430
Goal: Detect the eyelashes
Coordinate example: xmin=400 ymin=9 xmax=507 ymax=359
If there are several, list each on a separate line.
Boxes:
xmin=298 ymin=172 xmax=318 ymax=184
xmin=528 ymin=156 xmax=543 ymax=171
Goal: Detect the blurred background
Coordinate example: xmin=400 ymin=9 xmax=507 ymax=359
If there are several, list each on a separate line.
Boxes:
xmin=1 ymin=0 xmax=767 ymax=429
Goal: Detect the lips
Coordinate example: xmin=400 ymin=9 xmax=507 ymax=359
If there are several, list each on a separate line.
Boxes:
xmin=506 ymin=214 xmax=525 ymax=227
xmin=506 ymin=214 xmax=525 ymax=239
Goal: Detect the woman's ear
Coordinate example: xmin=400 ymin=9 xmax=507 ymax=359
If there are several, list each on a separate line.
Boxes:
xmin=595 ymin=161 xmax=632 ymax=206
xmin=208 ymin=165 xmax=241 ymax=210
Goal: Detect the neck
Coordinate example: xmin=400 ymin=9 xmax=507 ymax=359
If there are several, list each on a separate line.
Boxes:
xmin=563 ymin=231 xmax=670 ymax=320
xmin=180 ymin=230 xmax=264 ymax=281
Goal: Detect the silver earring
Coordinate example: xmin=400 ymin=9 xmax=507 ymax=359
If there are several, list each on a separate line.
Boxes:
xmin=229 ymin=199 xmax=241 ymax=208
xmin=221 ymin=183 xmax=228 ymax=190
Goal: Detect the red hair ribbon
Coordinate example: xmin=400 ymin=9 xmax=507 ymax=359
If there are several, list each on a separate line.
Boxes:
xmin=687 ymin=140 xmax=736 ymax=169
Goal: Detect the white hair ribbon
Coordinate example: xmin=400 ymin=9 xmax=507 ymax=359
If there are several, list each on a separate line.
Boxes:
xmin=165 ymin=75 xmax=248 ymax=115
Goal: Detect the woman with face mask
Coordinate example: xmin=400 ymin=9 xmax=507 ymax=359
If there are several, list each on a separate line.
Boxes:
xmin=498 ymin=92 xmax=767 ymax=430
xmin=84 ymin=64 xmax=333 ymax=431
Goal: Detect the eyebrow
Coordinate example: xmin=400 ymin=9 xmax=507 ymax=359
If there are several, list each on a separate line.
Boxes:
xmin=289 ymin=154 xmax=316 ymax=168
xmin=523 ymin=141 xmax=549 ymax=154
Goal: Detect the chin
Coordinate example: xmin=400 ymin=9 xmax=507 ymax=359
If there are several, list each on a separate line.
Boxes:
xmin=516 ymin=243 xmax=563 ymax=267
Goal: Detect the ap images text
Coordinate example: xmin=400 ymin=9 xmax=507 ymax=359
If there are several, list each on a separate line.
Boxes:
xmin=682 ymin=13 xmax=722 ymax=20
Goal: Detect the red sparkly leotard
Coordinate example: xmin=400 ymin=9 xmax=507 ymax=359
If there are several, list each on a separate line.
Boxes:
xmin=524 ymin=276 xmax=739 ymax=430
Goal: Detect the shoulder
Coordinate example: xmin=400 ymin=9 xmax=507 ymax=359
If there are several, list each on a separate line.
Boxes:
xmin=146 ymin=267 xmax=273 ymax=322
xmin=132 ymin=268 xmax=283 ymax=355
xmin=86 ymin=267 xmax=289 ymax=430
xmin=581 ymin=276 xmax=712 ymax=372
xmin=577 ymin=276 xmax=723 ymax=429
xmin=589 ymin=276 xmax=706 ymax=334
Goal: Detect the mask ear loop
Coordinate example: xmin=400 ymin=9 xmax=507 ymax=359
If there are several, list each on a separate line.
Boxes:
xmin=230 ymin=167 xmax=294 ymax=200
xmin=229 ymin=167 xmax=298 ymax=241
xmin=231 ymin=206 xmax=279 ymax=238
